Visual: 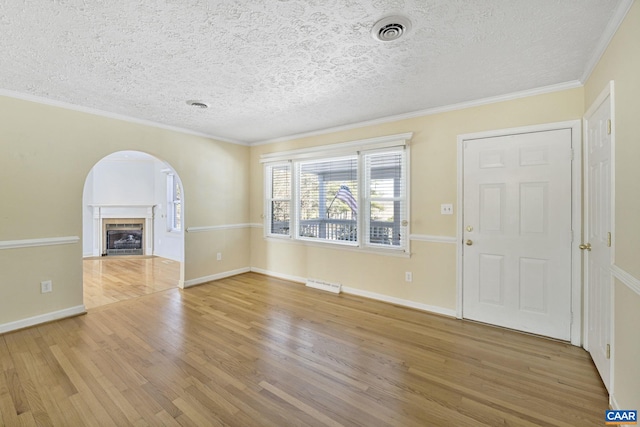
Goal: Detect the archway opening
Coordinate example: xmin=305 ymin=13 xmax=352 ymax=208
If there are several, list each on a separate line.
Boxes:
xmin=81 ymin=150 xmax=185 ymax=309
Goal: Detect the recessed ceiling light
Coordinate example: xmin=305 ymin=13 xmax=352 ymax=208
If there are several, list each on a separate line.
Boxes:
xmin=186 ymin=100 xmax=210 ymax=109
xmin=371 ymin=16 xmax=412 ymax=42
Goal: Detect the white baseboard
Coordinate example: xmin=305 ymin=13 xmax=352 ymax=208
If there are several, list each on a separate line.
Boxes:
xmin=342 ymin=286 xmax=456 ymax=318
xmin=153 ymin=254 xmax=183 ymax=263
xmin=183 ymin=267 xmax=251 ymax=288
xmin=250 ymin=267 xmax=306 ymax=284
xmin=0 ymin=268 xmax=453 ymax=334
xmin=608 ymin=395 xmax=639 ymax=426
xmin=0 ymin=305 xmax=86 ymax=334
xmin=250 ymin=267 xmax=455 ymax=317
xmin=610 ymin=394 xmax=619 ymax=409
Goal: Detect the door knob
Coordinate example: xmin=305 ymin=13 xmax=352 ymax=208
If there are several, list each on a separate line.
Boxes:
xmin=579 ymin=243 xmax=591 ymax=251
xmin=465 ymin=240 xmax=473 ymax=246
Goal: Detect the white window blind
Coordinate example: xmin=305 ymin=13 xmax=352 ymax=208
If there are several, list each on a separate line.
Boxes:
xmin=297 ymin=156 xmax=358 ymax=244
xmin=266 ymin=163 xmax=291 ymax=236
xmin=364 ymin=149 xmax=406 ymax=247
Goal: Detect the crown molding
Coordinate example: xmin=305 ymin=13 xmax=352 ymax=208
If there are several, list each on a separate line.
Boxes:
xmin=2 ymin=73 xmax=597 ymax=149
xmin=0 ymin=89 xmax=249 ymax=146
xmin=580 ymin=0 xmax=635 ymax=83
xmin=251 ymin=80 xmax=583 ymax=146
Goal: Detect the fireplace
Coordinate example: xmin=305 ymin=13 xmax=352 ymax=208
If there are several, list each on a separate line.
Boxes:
xmin=105 ymin=222 xmax=143 ymax=256
xmin=90 ymin=205 xmax=155 ymax=257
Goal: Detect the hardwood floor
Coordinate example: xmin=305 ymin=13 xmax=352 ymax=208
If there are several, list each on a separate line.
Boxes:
xmin=1 ymin=273 xmax=607 ymax=426
xmin=83 ymin=257 xmax=181 ymax=309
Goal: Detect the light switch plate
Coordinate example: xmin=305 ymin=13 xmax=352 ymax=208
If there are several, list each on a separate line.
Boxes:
xmin=441 ymin=204 xmax=453 ymax=215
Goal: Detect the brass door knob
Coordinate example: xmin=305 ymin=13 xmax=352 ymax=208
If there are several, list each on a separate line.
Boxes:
xmin=579 ymin=243 xmax=592 ymax=251
xmin=465 ymin=240 xmax=473 ymax=246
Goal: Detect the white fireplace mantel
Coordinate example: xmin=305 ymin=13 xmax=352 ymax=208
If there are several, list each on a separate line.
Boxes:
xmin=91 ymin=204 xmax=155 ymax=256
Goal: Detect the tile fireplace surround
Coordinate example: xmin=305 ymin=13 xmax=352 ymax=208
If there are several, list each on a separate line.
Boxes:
xmin=90 ymin=205 xmax=154 ymax=257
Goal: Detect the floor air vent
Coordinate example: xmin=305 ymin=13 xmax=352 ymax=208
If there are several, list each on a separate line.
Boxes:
xmin=306 ymin=279 xmax=342 ymax=294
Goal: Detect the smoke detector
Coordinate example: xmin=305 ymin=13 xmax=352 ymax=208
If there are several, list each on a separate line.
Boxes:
xmin=371 ymin=15 xmax=412 ymax=42
xmin=186 ymin=100 xmax=210 ymax=109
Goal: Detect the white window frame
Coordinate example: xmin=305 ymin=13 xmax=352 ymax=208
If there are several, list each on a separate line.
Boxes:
xmin=167 ymin=173 xmax=182 ymax=232
xmin=261 ymin=133 xmax=412 ymax=254
xmin=363 ymin=147 xmax=408 ymax=248
xmin=264 ymin=161 xmax=292 ymax=239
xmin=295 ymin=155 xmax=360 ymax=247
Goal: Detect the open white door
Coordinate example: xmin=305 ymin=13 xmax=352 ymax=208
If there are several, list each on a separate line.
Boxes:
xmin=584 ymin=83 xmax=614 ymax=392
xmin=461 ymin=129 xmax=574 ymax=341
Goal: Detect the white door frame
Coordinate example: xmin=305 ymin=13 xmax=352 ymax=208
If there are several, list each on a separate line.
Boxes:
xmin=456 ymin=120 xmax=583 ymax=346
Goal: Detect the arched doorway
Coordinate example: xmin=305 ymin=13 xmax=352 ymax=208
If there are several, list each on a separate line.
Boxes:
xmin=81 ymin=151 xmax=185 ymax=309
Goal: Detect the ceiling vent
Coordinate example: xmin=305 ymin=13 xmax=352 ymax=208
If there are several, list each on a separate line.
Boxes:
xmin=186 ymin=100 xmax=209 ymax=109
xmin=371 ymin=16 xmax=412 ymax=42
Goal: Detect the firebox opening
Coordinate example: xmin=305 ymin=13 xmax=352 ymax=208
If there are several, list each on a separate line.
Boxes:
xmin=103 ymin=222 xmax=144 ymax=256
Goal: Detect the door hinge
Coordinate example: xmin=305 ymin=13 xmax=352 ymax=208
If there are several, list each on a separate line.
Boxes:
xmin=606 ymin=344 xmax=611 ymax=359
xmin=607 ymin=119 xmax=612 ymax=135
xmin=607 ymin=232 xmax=612 ymax=248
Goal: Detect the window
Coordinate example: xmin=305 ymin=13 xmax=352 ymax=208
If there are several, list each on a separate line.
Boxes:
xmin=266 ymin=163 xmax=291 ymax=235
xmin=167 ymin=173 xmax=182 ymax=231
xmin=298 ymin=156 xmax=358 ymax=244
xmin=364 ymin=149 xmax=406 ymax=247
xmin=263 ymin=133 xmax=410 ymax=252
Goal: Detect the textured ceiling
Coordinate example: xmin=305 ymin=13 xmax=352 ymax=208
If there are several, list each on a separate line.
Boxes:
xmin=0 ymin=0 xmax=625 ymax=144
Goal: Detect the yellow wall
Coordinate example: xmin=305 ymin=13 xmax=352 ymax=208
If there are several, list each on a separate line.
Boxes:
xmin=1 ymin=2 xmax=636 ymax=407
xmin=584 ymin=0 xmax=640 ymax=411
xmin=249 ymin=87 xmax=584 ymax=310
xmin=0 ymin=96 xmax=250 ymax=325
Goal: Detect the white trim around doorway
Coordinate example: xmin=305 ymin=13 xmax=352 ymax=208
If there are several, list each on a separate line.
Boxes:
xmin=455 ymin=120 xmax=583 ymax=346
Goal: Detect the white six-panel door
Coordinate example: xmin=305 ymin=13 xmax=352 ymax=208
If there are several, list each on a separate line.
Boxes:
xmin=462 ymin=129 xmax=573 ymax=340
xmin=584 ymin=89 xmax=613 ymax=391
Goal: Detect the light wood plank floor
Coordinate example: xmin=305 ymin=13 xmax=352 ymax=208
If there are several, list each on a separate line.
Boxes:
xmin=1 ymin=273 xmax=607 ymax=426
xmin=83 ymin=257 xmax=181 ymax=309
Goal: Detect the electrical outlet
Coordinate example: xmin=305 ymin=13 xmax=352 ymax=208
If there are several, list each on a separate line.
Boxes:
xmin=441 ymin=204 xmax=453 ymax=215
xmin=405 ymin=272 xmax=413 ymax=282
xmin=216 ymin=252 xmax=222 ymax=261
xmin=41 ymin=280 xmax=52 ymax=293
